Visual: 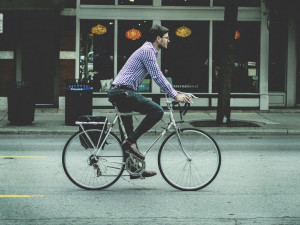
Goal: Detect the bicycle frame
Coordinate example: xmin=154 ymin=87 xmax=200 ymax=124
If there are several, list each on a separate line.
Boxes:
xmin=82 ymin=96 xmax=192 ymax=161
xmin=64 ymin=93 xmax=221 ymax=191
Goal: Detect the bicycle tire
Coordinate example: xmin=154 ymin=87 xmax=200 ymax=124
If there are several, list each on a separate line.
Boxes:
xmin=62 ymin=130 xmax=125 ymax=190
xmin=158 ymin=128 xmax=221 ymax=191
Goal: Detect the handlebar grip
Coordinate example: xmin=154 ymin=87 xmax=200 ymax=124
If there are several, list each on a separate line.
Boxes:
xmin=172 ymin=101 xmax=179 ymax=106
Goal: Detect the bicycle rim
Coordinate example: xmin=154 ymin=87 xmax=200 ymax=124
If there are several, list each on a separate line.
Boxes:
xmin=62 ymin=130 xmax=124 ymax=190
xmin=158 ymin=128 xmax=221 ymax=191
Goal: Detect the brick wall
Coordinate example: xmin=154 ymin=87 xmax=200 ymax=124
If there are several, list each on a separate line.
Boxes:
xmin=59 ymin=60 xmax=76 ymax=95
xmin=59 ymin=16 xmax=76 ymax=96
xmin=0 ymin=60 xmax=15 ymax=96
xmin=60 ymin=16 xmax=76 ymax=51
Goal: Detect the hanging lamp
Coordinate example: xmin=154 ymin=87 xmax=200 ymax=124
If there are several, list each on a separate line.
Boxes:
xmin=126 ymin=28 xmax=142 ymax=40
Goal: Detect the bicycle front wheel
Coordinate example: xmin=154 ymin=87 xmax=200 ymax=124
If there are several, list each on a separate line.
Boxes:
xmin=158 ymin=128 xmax=221 ymax=191
xmin=62 ymin=130 xmax=124 ymax=190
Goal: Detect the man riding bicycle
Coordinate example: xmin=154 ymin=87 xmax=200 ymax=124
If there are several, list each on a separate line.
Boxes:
xmin=107 ymin=24 xmax=191 ymax=179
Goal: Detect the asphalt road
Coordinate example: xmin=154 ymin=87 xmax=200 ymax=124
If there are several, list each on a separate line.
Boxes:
xmin=0 ymin=134 xmax=299 ymax=225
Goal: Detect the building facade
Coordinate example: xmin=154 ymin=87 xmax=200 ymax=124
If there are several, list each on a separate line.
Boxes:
xmin=0 ymin=0 xmax=299 ymax=110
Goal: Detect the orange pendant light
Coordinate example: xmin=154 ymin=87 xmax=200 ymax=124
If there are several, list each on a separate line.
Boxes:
xmin=91 ymin=24 xmax=107 ymax=35
xmin=126 ymin=28 xmax=142 ymax=40
xmin=176 ymin=26 xmax=192 ymax=38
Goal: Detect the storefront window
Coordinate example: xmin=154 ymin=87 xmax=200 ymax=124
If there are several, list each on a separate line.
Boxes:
xmin=80 ymin=20 xmax=114 ymax=92
xmin=161 ymin=21 xmax=209 ymax=93
xmin=162 ymin=0 xmax=209 ymax=6
xmin=268 ymin=22 xmax=287 ymax=92
xmin=118 ymin=0 xmax=152 ymax=5
xmin=213 ymin=0 xmax=260 ymax=7
xmin=118 ymin=20 xmax=153 ymax=92
xmin=64 ymin=0 xmax=76 ymax=8
xmin=80 ymin=0 xmax=114 ymax=5
xmin=213 ymin=21 xmax=260 ymax=93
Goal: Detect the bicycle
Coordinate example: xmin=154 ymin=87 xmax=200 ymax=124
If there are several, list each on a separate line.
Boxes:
xmin=62 ymin=94 xmax=221 ymax=191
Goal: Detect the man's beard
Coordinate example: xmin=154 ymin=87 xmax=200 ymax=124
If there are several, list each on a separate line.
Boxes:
xmin=158 ymin=43 xmax=167 ymax=50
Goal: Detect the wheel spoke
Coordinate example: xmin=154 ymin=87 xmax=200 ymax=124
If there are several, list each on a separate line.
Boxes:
xmin=63 ymin=130 xmax=124 ymax=190
xmin=158 ymin=129 xmax=221 ymax=191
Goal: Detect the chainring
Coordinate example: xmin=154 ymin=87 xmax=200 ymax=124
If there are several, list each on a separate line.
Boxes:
xmin=125 ymin=153 xmax=145 ymax=176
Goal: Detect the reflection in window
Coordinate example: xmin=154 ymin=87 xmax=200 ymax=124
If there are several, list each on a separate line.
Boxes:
xmin=118 ymin=0 xmax=152 ymax=5
xmin=118 ymin=20 xmax=153 ymax=92
xmin=80 ymin=0 xmax=114 ymax=5
xmin=162 ymin=0 xmax=209 ymax=6
xmin=268 ymin=22 xmax=287 ymax=91
xmin=161 ymin=21 xmax=209 ymax=93
xmin=213 ymin=0 xmax=260 ymax=7
xmin=213 ymin=21 xmax=260 ymax=93
xmin=80 ymin=20 xmax=114 ymax=92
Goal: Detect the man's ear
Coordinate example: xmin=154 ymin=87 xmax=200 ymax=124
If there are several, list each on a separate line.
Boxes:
xmin=156 ymin=36 xmax=161 ymax=42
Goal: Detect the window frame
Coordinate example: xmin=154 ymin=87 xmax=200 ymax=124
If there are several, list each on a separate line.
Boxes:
xmin=76 ymin=0 xmax=262 ymax=95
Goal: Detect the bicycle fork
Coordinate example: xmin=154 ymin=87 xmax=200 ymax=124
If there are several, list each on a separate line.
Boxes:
xmin=174 ymin=127 xmax=192 ymax=161
xmin=169 ymin=111 xmax=192 ymax=161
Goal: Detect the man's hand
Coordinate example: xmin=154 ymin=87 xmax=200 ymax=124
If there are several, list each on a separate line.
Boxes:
xmin=174 ymin=93 xmax=192 ymax=103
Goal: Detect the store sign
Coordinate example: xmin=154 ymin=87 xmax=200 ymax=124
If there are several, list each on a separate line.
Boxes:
xmin=248 ymin=61 xmax=257 ymax=76
xmin=0 ymin=13 xmax=3 ymax=34
xmin=248 ymin=61 xmax=256 ymax=66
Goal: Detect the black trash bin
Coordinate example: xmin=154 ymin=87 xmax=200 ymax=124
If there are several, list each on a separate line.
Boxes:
xmin=7 ymin=81 xmax=35 ymax=125
xmin=65 ymin=82 xmax=93 ymax=126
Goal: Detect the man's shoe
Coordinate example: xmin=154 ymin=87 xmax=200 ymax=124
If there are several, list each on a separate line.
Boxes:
xmin=130 ymin=171 xmax=157 ymax=179
xmin=121 ymin=140 xmax=145 ymax=160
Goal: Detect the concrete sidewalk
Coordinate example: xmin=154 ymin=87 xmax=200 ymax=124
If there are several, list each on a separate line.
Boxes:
xmin=0 ymin=108 xmax=300 ymax=135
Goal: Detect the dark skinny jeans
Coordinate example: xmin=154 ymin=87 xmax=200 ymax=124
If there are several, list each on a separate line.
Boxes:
xmin=107 ymin=88 xmax=164 ymax=144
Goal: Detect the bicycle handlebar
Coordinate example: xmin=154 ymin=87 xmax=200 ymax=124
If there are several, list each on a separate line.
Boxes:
xmin=169 ymin=93 xmax=198 ymax=120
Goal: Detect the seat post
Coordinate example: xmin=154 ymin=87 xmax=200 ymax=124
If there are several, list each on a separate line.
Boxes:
xmin=114 ymin=105 xmax=127 ymax=141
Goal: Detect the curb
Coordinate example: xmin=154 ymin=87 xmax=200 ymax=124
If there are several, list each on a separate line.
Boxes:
xmin=205 ymin=128 xmax=289 ymax=136
xmin=1 ymin=128 xmax=300 ymax=135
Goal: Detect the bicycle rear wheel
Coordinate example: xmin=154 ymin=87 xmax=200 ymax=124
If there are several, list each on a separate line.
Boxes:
xmin=62 ymin=130 xmax=124 ymax=190
xmin=158 ymin=128 xmax=221 ymax=191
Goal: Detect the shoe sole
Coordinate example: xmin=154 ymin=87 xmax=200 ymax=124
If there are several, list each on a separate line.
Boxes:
xmin=130 ymin=174 xmax=157 ymax=179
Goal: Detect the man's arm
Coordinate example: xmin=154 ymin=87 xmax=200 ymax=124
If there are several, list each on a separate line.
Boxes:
xmin=142 ymin=50 xmax=191 ymax=103
xmin=142 ymin=49 xmax=178 ymax=98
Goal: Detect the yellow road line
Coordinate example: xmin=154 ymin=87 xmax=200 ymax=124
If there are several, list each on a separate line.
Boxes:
xmin=0 ymin=195 xmax=44 ymax=198
xmin=0 ymin=156 xmax=47 ymax=158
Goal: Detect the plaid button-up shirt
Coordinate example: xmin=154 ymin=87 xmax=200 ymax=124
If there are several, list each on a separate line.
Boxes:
xmin=112 ymin=41 xmax=178 ymax=98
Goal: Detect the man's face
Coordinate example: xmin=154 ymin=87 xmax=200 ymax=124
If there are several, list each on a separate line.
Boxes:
xmin=158 ymin=33 xmax=170 ymax=49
